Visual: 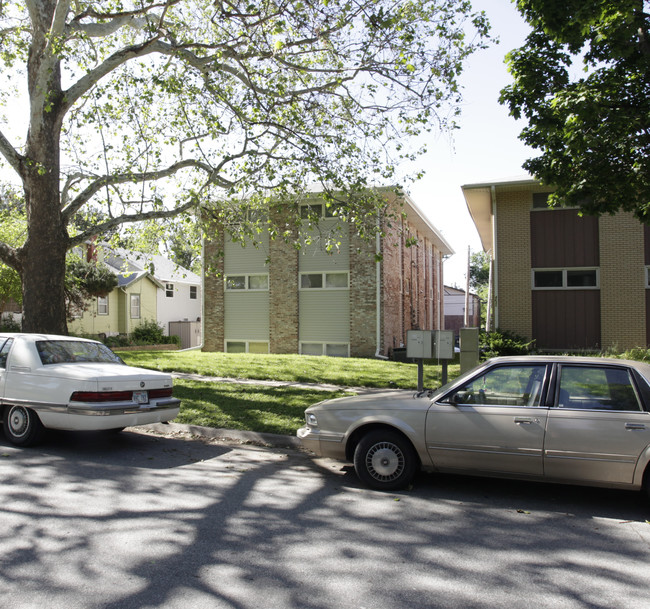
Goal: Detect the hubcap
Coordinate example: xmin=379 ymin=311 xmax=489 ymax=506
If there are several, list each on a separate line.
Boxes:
xmin=366 ymin=441 xmax=405 ymax=481
xmin=8 ymin=407 xmax=29 ymax=438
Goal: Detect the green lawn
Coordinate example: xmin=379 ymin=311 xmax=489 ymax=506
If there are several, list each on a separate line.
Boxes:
xmin=118 ymin=351 xmax=461 ymax=436
xmin=119 ymin=350 xmax=459 ymax=389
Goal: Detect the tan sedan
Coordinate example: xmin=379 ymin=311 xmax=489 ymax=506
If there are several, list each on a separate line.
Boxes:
xmin=298 ymin=356 xmax=650 ymax=494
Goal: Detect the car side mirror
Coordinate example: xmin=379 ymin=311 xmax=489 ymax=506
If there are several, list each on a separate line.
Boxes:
xmin=450 ymin=391 xmax=470 ymax=405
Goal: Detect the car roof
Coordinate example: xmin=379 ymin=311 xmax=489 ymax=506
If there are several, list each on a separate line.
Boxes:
xmin=486 ymin=355 xmax=650 ymax=376
xmin=0 ymin=333 xmax=99 ymax=343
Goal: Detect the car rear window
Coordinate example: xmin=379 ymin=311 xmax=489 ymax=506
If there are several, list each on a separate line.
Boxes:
xmin=36 ymin=340 xmax=124 ymax=365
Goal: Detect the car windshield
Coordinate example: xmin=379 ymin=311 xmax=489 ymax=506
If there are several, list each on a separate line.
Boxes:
xmin=36 ymin=340 xmax=124 ymax=365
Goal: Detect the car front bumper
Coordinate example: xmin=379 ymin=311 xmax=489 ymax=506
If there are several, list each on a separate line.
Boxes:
xmin=297 ymin=425 xmax=347 ymax=460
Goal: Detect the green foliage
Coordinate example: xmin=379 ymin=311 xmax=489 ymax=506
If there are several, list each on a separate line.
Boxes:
xmin=0 ymin=315 xmax=20 ymax=331
xmin=64 ymin=257 xmax=119 ymax=321
xmin=469 ymin=251 xmax=490 ymax=291
xmin=0 ymin=194 xmax=25 ymax=309
xmin=131 ymin=319 xmax=167 ymax=345
xmin=619 ymin=347 xmax=650 ymax=363
xmin=480 ymin=329 xmax=535 ymax=359
xmin=500 ymin=1 xmax=650 ymax=220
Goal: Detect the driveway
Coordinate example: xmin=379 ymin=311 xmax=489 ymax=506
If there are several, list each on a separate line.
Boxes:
xmin=1 ymin=426 xmax=649 ymax=609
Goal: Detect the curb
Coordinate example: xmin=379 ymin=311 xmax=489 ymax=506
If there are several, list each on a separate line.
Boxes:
xmin=141 ymin=421 xmax=303 ymax=449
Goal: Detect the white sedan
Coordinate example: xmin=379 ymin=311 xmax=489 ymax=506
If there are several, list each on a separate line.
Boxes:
xmin=0 ymin=333 xmax=180 ymax=446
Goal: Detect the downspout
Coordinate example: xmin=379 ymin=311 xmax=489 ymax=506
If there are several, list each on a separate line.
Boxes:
xmin=489 ymin=185 xmax=498 ymax=331
xmin=375 ymin=229 xmax=388 ymax=359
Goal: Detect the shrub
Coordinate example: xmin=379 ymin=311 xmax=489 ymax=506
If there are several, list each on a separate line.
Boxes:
xmin=0 ymin=316 xmax=20 ymax=332
xmin=480 ymin=329 xmax=535 ymax=359
xmin=104 ymin=334 xmax=131 ymax=348
xmin=131 ymin=319 xmax=166 ymax=345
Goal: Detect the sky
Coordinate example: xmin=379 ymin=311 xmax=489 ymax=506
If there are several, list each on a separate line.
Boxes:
xmin=405 ymin=0 xmax=534 ymax=288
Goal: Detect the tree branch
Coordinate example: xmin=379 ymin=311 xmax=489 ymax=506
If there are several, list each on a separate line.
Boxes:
xmin=61 ymin=158 xmax=232 ymax=221
xmin=68 ymin=199 xmax=197 ymax=248
xmin=0 ymin=129 xmax=24 ymax=177
xmin=0 ymin=240 xmax=22 ymax=274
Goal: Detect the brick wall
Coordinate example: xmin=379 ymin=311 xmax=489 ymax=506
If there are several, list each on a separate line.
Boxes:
xmin=268 ymin=206 xmax=299 ymax=353
xmin=599 ymin=213 xmax=646 ymax=349
xmin=349 ymin=232 xmax=378 ymax=357
xmin=495 ymin=190 xmax=533 ymax=339
xmin=202 ymin=218 xmax=225 ymax=352
xmin=379 ymin=205 xmax=447 ymax=356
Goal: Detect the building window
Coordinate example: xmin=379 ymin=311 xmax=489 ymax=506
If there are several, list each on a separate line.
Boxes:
xmin=300 ymin=203 xmax=342 ymax=219
xmin=225 ymin=274 xmax=269 ymax=291
xmin=97 ymin=296 xmax=108 ymax=315
xmin=300 ymin=342 xmax=350 ymax=357
xmin=165 ymin=283 xmax=174 ymax=297
xmin=532 ymin=268 xmax=599 ymax=290
xmin=532 ymin=192 xmax=552 ymax=209
xmin=300 ymin=272 xmax=349 ymax=289
xmin=225 ymin=340 xmax=269 ymax=354
xmin=130 ymin=294 xmax=141 ymax=318
xmin=190 ymin=286 xmax=198 ymax=299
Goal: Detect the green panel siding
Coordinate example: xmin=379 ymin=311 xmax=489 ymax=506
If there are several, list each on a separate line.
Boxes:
xmin=299 ymin=220 xmax=350 ymax=272
xmin=299 ymin=290 xmax=350 ymax=342
xmin=224 ymin=234 xmax=270 ymax=274
xmin=224 ymin=292 xmax=270 ymax=340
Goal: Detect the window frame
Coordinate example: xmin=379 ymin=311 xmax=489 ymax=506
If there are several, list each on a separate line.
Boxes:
xmin=555 ymin=364 xmax=644 ymax=412
xmin=165 ymin=283 xmax=174 ymax=298
xmin=532 ymin=267 xmax=600 ymax=290
xmin=97 ymin=296 xmax=109 ymax=316
xmin=299 ymin=342 xmax=350 ymax=357
xmin=225 ymin=340 xmax=270 ymax=354
xmin=225 ymin=274 xmax=269 ymax=291
xmin=441 ymin=363 xmax=549 ymax=408
xmin=190 ymin=286 xmax=198 ymax=300
xmin=299 ymin=271 xmax=349 ymax=290
xmin=130 ymin=293 xmax=141 ymax=319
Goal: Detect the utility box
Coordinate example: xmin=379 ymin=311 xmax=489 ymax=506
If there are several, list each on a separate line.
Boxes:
xmin=407 ymin=330 xmax=455 ymax=360
xmin=407 ymin=330 xmax=433 ymax=359
xmin=433 ymin=330 xmax=454 ymax=360
xmin=460 ymin=327 xmax=480 ymax=373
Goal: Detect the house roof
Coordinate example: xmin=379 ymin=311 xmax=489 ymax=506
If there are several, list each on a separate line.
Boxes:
xmin=461 ymin=175 xmax=538 ymax=252
xmin=103 ymin=247 xmax=201 ymax=286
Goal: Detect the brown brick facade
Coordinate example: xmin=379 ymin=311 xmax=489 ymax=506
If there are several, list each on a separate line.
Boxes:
xmin=268 ymin=207 xmax=299 ymax=354
xmin=202 ymin=220 xmax=225 ymax=352
xmin=349 ymin=232 xmax=379 ymax=357
xmin=495 ymin=190 xmax=533 ymax=340
xmin=599 ymin=213 xmax=646 ymax=349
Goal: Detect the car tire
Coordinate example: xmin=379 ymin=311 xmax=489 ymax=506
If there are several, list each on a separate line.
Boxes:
xmin=353 ymin=429 xmax=418 ymax=491
xmin=2 ymin=405 xmax=45 ymax=447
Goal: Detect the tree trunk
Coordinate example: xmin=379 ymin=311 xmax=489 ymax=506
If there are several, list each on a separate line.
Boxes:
xmin=19 ymin=0 xmax=69 ymax=334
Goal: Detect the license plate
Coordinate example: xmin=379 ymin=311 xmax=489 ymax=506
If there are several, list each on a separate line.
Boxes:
xmin=133 ymin=390 xmax=149 ymax=404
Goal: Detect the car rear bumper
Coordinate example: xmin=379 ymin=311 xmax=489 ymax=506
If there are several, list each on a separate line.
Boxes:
xmin=2 ymin=398 xmax=181 ymax=431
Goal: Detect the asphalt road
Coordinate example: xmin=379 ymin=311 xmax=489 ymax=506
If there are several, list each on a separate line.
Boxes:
xmin=1 ymin=425 xmax=649 ymax=609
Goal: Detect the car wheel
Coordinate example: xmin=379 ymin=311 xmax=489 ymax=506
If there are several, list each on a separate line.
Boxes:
xmin=2 ymin=405 xmax=45 ymax=447
xmin=353 ymin=430 xmax=418 ymax=491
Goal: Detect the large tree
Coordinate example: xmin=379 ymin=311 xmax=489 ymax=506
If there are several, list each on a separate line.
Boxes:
xmin=0 ymin=0 xmax=490 ymax=333
xmin=500 ymin=1 xmax=650 ymax=219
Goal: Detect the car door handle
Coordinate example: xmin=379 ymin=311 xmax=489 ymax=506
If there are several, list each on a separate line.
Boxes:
xmin=514 ymin=417 xmax=538 ymax=425
xmin=625 ymin=423 xmax=646 ymax=430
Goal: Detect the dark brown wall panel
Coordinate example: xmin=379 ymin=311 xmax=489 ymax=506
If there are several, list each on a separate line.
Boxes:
xmin=532 ymin=290 xmax=601 ymax=350
xmin=530 ymin=210 xmax=599 ymax=268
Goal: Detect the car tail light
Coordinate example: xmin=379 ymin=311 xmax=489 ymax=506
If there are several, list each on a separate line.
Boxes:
xmin=70 ymin=391 xmax=134 ymax=402
xmin=148 ymin=388 xmax=173 ymax=399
